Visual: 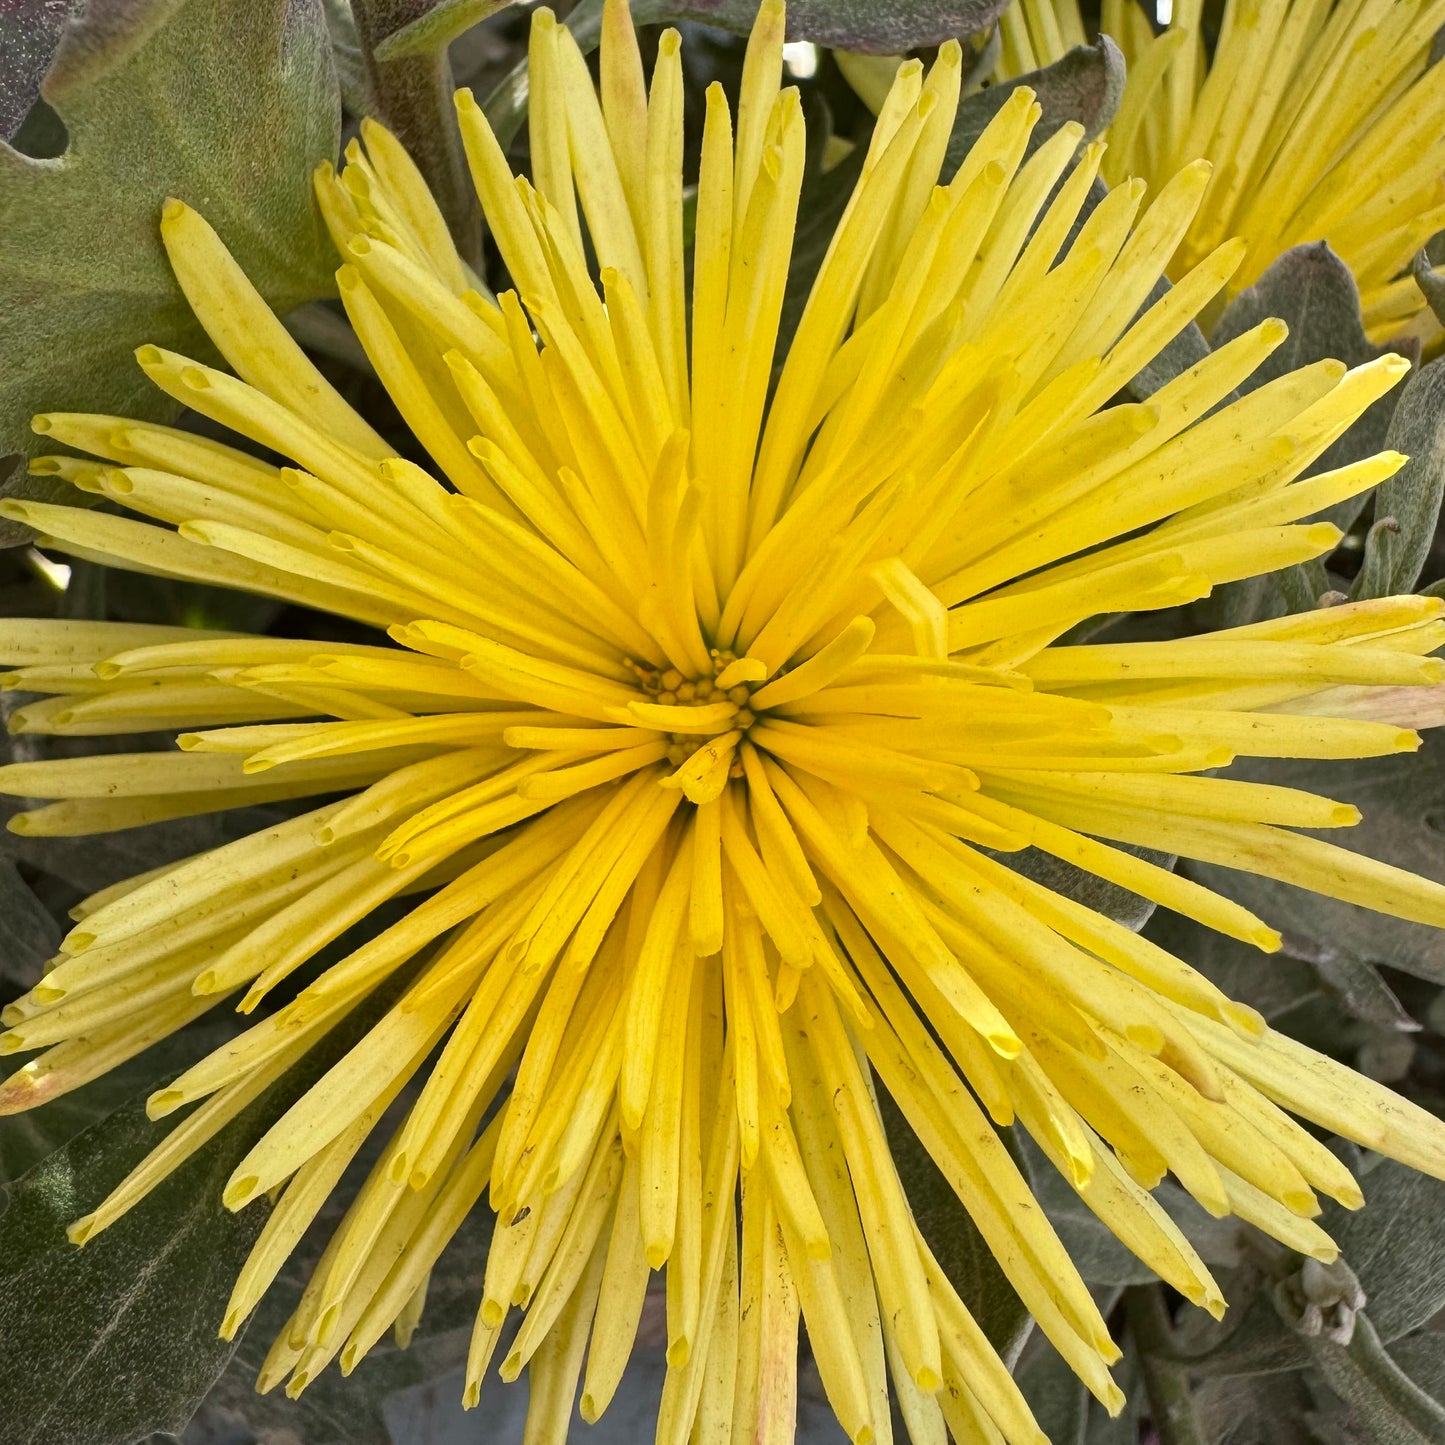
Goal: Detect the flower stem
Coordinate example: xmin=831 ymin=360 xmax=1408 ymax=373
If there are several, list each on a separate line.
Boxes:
xmin=1126 ymin=1285 xmax=1206 ymax=1445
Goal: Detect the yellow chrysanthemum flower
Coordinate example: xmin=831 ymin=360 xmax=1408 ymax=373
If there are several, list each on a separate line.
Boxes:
xmin=996 ymin=0 xmax=1445 ymax=341
xmin=4 ymin=2 xmax=1445 ymax=1440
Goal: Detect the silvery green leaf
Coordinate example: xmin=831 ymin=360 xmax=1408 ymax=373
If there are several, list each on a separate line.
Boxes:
xmin=945 ymin=36 xmax=1126 ymax=166
xmin=1192 ymin=1369 xmax=1318 ymax=1445
xmin=1212 ymin=243 xmax=1414 ymax=523
xmin=1328 ymin=1157 xmax=1445 ymax=1345
xmin=1412 ymin=237 xmax=1445 ymax=331
xmin=0 ymin=0 xmax=81 ymax=141
xmin=0 ymin=0 xmax=340 ymax=514
xmin=0 ymin=1093 xmax=271 ymax=1445
xmin=1352 ymin=355 xmax=1445 ymax=599
xmin=0 ymin=958 xmax=422 ymax=1444
xmin=0 ymin=856 xmax=60 ymax=994
xmin=1016 ymin=1335 xmax=1092 ymax=1445
xmin=1309 ymin=1314 xmax=1445 ymax=1445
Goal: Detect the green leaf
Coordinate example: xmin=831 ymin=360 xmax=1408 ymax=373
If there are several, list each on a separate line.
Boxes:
xmin=1293 ymin=943 xmax=1414 ymax=1032
xmin=0 ymin=0 xmax=340 ymax=482
xmin=1149 ymin=893 xmax=1415 ymax=1033
xmin=198 ymin=1208 xmax=483 ymax=1445
xmin=1168 ymin=1156 xmax=1445 ymax=1386
xmin=1016 ymin=1339 xmax=1093 ymax=1445
xmin=1328 ymin=1157 xmax=1445 ymax=1345
xmin=0 ymin=795 xmax=281 ymax=899
xmin=1203 ymin=242 xmax=1416 ymax=622
xmin=1142 ymin=910 xmax=1323 ymax=1023
xmin=993 ymin=844 xmax=1172 ymax=931
xmin=1412 ymin=237 xmax=1445 ymax=332
xmin=1187 ymin=730 xmax=1445 ymax=987
xmin=191 ymin=1066 xmax=491 ymax=1444
xmin=484 ymin=0 xmax=1019 ymax=149
xmin=1352 ymin=355 xmax=1445 ymax=599
xmin=1177 ymin=1283 xmax=1317 ymax=1379
xmin=373 ymin=0 xmax=518 ymax=62
xmin=482 ymin=1 xmax=1097 ymax=165
xmin=349 ymin=0 xmax=482 ymax=262
xmin=1017 ymin=1311 xmax=1144 ymax=1445
xmin=0 ymin=952 xmax=424 ymax=1445
xmin=1122 ymin=270 xmax=1214 ymax=403
xmin=0 ymin=1093 xmax=271 ymax=1445
xmin=944 ymin=37 xmax=1126 ymax=168
xmin=0 ymin=1 xmax=78 ymax=141
xmin=0 ymin=1024 xmax=233 ymax=1185
xmin=0 ymin=857 xmax=60 ymax=995
xmin=1309 ymin=1314 xmax=1445 ymax=1445
xmin=1192 ymin=1369 xmax=1318 ymax=1445
xmin=0 ymin=465 xmax=99 ymax=549
xmin=1392 ymin=1333 xmax=1445 ymax=1405
xmin=641 ymin=0 xmax=1013 ymax=52
xmin=1212 ymin=242 xmax=1412 ymax=505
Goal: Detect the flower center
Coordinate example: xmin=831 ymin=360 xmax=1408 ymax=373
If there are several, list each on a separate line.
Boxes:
xmin=632 ymin=650 xmax=758 ymax=770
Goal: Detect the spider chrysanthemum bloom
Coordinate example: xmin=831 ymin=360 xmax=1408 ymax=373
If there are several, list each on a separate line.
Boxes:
xmin=6 ymin=1 xmax=1445 ymax=1439
xmin=996 ymin=0 xmax=1445 ymax=341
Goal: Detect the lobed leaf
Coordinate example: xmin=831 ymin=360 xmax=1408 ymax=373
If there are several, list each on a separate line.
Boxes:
xmin=0 ymin=0 xmax=341 ymax=515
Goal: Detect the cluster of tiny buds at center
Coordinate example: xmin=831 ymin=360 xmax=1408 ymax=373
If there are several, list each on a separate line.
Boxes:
xmin=631 ymin=649 xmax=758 ymax=774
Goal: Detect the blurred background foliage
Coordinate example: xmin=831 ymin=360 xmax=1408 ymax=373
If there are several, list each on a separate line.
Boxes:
xmin=2 ymin=1 xmax=1445 ymax=1442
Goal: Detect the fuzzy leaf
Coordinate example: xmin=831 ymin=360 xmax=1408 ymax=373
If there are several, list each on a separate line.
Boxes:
xmin=1019 ymin=1134 xmax=1242 ymax=1287
xmin=1172 ymin=1157 xmax=1445 ymax=1382
xmin=945 ymin=36 xmax=1126 ymax=167
xmin=0 ymin=857 xmax=60 ymax=995
xmin=1353 ymin=355 xmax=1445 ymax=599
xmin=1309 ymin=1314 xmax=1445 ymax=1445
xmin=349 ymin=0 xmax=482 ymax=262
xmin=1213 ymin=243 xmax=1413 ymax=493
xmin=1192 ymin=1369 xmax=1318 ymax=1444
xmin=1412 ymin=237 xmax=1445 ymax=330
xmin=0 ymin=0 xmax=340 ymax=487
xmin=641 ymin=0 xmax=1013 ymax=52
xmin=0 ymin=795 xmax=280 ymax=899
xmin=0 ymin=956 xmax=424 ymax=1444
xmin=1016 ymin=1341 xmax=1094 ymax=1445
xmin=0 ymin=0 xmax=82 ymax=141
xmin=1142 ymin=909 xmax=1324 ymax=1022
xmin=1200 ymin=244 xmax=1415 ymax=623
xmin=189 ymin=1065 xmax=491 ymax=1444
xmin=0 ymin=1093 xmax=270 ymax=1445
xmin=993 ymin=843 xmax=1172 ymax=931
xmin=373 ymin=0 xmax=518 ymax=61
xmin=0 ymin=1025 xmax=232 ymax=1185
xmin=1393 ymin=1334 xmax=1445 ymax=1407
xmin=1329 ymin=1157 xmax=1445 ymax=1344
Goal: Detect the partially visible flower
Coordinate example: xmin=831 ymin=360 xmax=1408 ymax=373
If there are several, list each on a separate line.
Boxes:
xmin=3 ymin=3 xmax=1445 ymax=1443
xmin=994 ymin=0 xmax=1445 ymax=341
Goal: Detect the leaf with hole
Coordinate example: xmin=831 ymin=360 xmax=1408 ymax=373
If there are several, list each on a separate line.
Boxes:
xmin=0 ymin=0 xmax=340 ymax=544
